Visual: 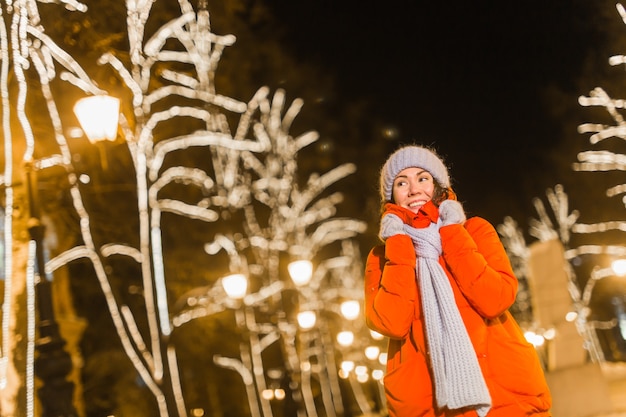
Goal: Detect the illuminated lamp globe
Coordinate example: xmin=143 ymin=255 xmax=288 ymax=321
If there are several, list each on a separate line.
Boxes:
xmin=221 ymin=273 xmax=248 ymax=300
xmin=336 ymin=331 xmax=354 ymax=347
xmin=73 ymin=95 xmax=120 ymax=143
xmin=365 ymin=346 xmax=380 ymax=360
xmin=370 ymin=329 xmax=384 ymax=340
xmin=288 ymin=260 xmax=313 ymax=286
xmin=340 ymin=300 xmax=360 ymax=320
xmin=274 ymin=389 xmax=286 ymax=400
xmin=341 ymin=360 xmax=355 ymax=373
xmin=565 ymin=311 xmax=578 ymax=322
xmin=355 ymin=365 xmax=369 ymax=383
xmin=612 ymin=259 xmax=626 ymax=276
xmin=297 ymin=310 xmax=316 ymax=329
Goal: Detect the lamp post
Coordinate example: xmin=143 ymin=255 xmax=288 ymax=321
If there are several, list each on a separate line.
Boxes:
xmin=289 ymin=259 xmax=364 ymax=417
xmin=24 ymin=94 xmax=119 ymax=416
xmin=220 ymin=272 xmax=281 ymax=417
xmin=25 ymin=161 xmax=78 ymax=417
xmin=73 ymin=95 xmax=121 ymax=171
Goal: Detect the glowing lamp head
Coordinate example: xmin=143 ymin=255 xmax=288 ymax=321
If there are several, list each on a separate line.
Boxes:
xmin=297 ymin=310 xmax=316 ymax=329
xmin=288 ymin=260 xmax=313 ymax=286
xmin=336 ymin=331 xmax=354 ymax=347
xmin=221 ymin=273 xmax=248 ymax=300
xmin=612 ymin=259 xmax=626 ymax=276
xmin=73 ymin=95 xmax=120 ymax=144
xmin=340 ymin=300 xmax=360 ymax=320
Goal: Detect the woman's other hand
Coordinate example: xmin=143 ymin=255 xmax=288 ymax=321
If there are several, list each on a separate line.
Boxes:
xmin=438 ymin=199 xmax=466 ymax=226
xmin=379 ymin=214 xmax=406 ymax=241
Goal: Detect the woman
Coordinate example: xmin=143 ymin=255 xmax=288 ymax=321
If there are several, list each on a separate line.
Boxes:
xmin=364 ymin=145 xmax=552 ymax=416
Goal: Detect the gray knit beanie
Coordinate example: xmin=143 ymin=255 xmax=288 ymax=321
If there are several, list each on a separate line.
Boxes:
xmin=380 ymin=145 xmax=450 ymax=202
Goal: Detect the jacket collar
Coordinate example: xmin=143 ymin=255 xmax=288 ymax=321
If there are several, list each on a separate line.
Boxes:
xmin=383 ymin=201 xmax=440 ymax=228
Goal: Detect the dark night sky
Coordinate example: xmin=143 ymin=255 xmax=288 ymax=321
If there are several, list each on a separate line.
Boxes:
xmin=267 ymin=1 xmax=620 ymax=232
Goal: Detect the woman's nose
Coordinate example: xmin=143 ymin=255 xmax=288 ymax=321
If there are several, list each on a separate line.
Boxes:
xmin=408 ymin=180 xmax=420 ymax=195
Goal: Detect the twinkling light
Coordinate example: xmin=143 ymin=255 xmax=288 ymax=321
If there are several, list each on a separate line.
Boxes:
xmin=612 ymin=259 xmax=626 ymax=276
xmin=543 ymin=328 xmax=556 ymax=341
xmin=297 ymin=311 xmax=317 ymax=330
xmin=565 ymin=311 xmax=578 ymax=322
xmin=73 ymin=95 xmax=120 ymax=142
xmin=369 ymin=329 xmax=384 ymax=340
xmin=340 ymin=300 xmax=360 ymax=320
xmin=524 ymin=331 xmax=545 ymax=347
xmin=336 ymin=331 xmax=354 ymax=347
xmin=274 ymin=388 xmax=286 ymax=400
xmin=364 ymin=346 xmax=380 ymax=360
xmin=221 ymin=274 xmax=248 ymax=300
xmin=288 ymin=260 xmax=313 ymax=286
xmin=340 ymin=360 xmax=355 ymax=373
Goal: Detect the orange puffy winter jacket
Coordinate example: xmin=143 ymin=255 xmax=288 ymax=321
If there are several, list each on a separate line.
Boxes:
xmin=364 ymin=202 xmax=552 ymax=417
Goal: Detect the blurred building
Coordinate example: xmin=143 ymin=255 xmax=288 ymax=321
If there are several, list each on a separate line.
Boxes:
xmin=527 ymin=239 xmax=626 ymax=417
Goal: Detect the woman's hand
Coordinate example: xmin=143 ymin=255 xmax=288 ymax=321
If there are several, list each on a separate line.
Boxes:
xmin=379 ymin=214 xmax=406 ymax=241
xmin=438 ymin=199 xmax=466 ymax=226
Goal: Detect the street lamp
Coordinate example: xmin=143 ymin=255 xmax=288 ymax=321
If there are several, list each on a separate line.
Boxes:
xmin=340 ymin=300 xmax=360 ymax=321
xmin=73 ymin=95 xmax=120 ymax=142
xmin=24 ymin=161 xmax=78 ymax=417
xmin=288 ymin=259 xmax=313 ymax=287
xmin=73 ymin=95 xmax=121 ymax=171
xmin=221 ymin=273 xmax=248 ymax=300
xmin=296 ymin=310 xmax=316 ymax=330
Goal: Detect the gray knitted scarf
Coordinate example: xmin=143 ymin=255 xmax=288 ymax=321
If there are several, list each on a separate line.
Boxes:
xmin=404 ymin=221 xmax=491 ymax=416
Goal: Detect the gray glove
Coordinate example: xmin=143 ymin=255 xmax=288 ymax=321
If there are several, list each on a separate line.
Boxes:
xmin=438 ymin=199 xmax=466 ymax=226
xmin=379 ymin=214 xmax=406 ymax=241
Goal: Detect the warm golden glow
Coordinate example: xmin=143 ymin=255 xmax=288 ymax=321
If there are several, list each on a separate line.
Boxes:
xmin=340 ymin=300 xmax=360 ymax=320
xmin=221 ymin=273 xmax=248 ymax=299
xmin=274 ymin=389 xmax=286 ymax=400
xmin=261 ymin=389 xmax=274 ymax=400
xmin=297 ymin=311 xmax=316 ymax=329
xmin=543 ymin=328 xmax=556 ymax=341
xmin=364 ymin=346 xmax=380 ymax=360
xmin=355 ymin=365 xmax=369 ymax=383
xmin=524 ymin=331 xmax=545 ymax=347
xmin=73 ymin=95 xmax=120 ymax=143
xmin=565 ymin=311 xmax=578 ymax=322
xmin=340 ymin=360 xmax=355 ymax=373
xmin=336 ymin=331 xmax=354 ymax=347
xmin=288 ymin=260 xmax=313 ymax=286
xmin=372 ymin=369 xmax=384 ymax=381
xmin=612 ymin=259 xmax=626 ymax=276
xmin=370 ymin=329 xmax=384 ymax=340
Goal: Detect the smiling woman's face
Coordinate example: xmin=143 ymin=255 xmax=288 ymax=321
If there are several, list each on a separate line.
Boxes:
xmin=392 ymin=167 xmax=435 ymax=214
